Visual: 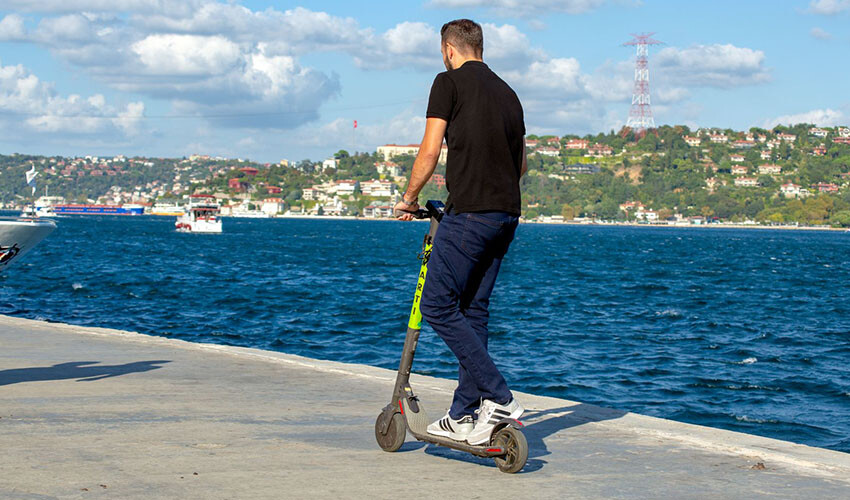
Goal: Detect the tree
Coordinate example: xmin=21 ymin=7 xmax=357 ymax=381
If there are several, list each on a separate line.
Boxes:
xmin=561 ymin=204 xmax=575 ymax=220
xmin=829 ymin=210 xmax=850 ymax=227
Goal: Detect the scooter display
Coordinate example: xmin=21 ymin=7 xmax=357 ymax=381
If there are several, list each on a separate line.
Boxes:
xmin=374 ymin=200 xmax=528 ymax=473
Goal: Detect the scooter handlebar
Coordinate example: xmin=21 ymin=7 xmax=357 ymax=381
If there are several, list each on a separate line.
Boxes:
xmin=394 ymin=208 xmax=430 ymax=219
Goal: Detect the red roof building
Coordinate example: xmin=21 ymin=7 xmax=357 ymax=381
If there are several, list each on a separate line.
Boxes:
xmin=239 ymin=167 xmax=259 ymax=176
xmin=813 ymin=183 xmax=839 ymax=193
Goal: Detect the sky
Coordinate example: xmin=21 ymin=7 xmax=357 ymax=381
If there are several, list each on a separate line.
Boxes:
xmin=0 ymin=0 xmax=848 ymax=163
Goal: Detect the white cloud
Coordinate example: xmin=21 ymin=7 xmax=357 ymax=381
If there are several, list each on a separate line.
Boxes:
xmin=654 ymin=44 xmax=770 ymax=88
xmin=132 ymin=34 xmax=242 ymax=76
xmin=1 ymin=0 xmax=201 ymax=14
xmin=810 ymin=27 xmax=833 ymax=40
xmin=0 ymin=14 xmax=26 ymax=41
xmin=0 ymin=60 xmax=144 ymax=137
xmin=808 ymin=0 xmax=850 ymax=15
xmin=355 ymin=22 xmax=441 ymax=70
xmin=482 ymin=23 xmax=545 ymax=66
xmin=428 ymin=0 xmax=608 ymax=15
xmin=763 ymin=108 xmax=844 ymax=128
xmin=505 ymin=58 xmax=586 ymax=95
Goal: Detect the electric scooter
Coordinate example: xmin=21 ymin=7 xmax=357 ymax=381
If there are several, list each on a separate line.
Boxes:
xmin=374 ymin=200 xmax=528 ymax=474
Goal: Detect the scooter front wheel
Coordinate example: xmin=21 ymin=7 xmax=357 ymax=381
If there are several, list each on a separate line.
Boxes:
xmin=375 ymin=411 xmax=406 ymax=452
xmin=492 ymin=426 xmax=528 ymax=473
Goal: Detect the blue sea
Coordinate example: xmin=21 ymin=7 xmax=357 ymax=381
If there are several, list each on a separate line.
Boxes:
xmin=2 ymin=215 xmax=849 ymax=453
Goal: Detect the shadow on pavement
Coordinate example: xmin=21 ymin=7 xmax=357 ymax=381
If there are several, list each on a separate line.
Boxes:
xmin=0 ymin=360 xmax=171 ymax=386
xmin=420 ymin=402 xmax=627 ymax=473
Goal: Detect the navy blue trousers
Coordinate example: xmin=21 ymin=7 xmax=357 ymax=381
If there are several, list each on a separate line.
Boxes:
xmin=420 ymin=210 xmax=519 ymax=419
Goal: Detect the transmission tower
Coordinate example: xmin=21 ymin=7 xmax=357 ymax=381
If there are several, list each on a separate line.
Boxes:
xmin=623 ymin=33 xmax=663 ymax=136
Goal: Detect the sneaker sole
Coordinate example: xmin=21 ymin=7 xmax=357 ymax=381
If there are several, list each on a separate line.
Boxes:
xmin=465 ymin=405 xmax=524 ymax=445
xmin=427 ymin=427 xmax=470 ymax=441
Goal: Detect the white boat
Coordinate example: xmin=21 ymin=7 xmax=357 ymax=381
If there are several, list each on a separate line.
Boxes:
xmin=175 ymin=195 xmax=222 ymax=233
xmin=35 ymin=195 xmax=64 ymax=217
xmin=151 ymin=202 xmax=185 ymax=216
xmin=20 ymin=195 xmax=63 ymax=218
xmin=0 ymin=217 xmax=56 ymax=270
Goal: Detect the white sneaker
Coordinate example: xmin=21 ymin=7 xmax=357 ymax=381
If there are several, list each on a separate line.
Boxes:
xmin=427 ymin=412 xmax=474 ymax=441
xmin=466 ymin=398 xmax=524 ymax=445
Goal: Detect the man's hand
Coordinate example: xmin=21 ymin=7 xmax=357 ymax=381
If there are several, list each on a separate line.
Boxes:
xmin=394 ymin=200 xmax=420 ymax=221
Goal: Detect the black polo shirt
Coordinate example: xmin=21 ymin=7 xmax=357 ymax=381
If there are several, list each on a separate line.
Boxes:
xmin=426 ymin=60 xmax=525 ymax=215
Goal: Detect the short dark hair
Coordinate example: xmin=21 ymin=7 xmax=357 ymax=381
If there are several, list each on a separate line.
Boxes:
xmin=440 ymin=19 xmax=483 ymax=58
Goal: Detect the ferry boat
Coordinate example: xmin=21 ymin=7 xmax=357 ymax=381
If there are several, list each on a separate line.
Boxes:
xmin=175 ymin=195 xmax=222 ymax=233
xmin=54 ymin=204 xmax=144 ymax=216
xmin=151 ymin=202 xmax=185 ymax=216
xmin=20 ymin=192 xmax=63 ymax=218
xmin=0 ymin=217 xmax=56 ymax=270
xmin=33 ymin=195 xmax=64 ymax=217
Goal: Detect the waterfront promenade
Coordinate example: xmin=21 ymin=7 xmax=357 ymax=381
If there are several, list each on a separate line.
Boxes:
xmin=1 ymin=315 xmax=848 ymax=499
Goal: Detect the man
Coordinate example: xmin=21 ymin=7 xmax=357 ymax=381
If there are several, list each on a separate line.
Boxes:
xmin=394 ymin=19 xmax=527 ymax=445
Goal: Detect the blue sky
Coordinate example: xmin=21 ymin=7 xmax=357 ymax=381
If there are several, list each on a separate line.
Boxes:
xmin=0 ymin=0 xmax=848 ymax=162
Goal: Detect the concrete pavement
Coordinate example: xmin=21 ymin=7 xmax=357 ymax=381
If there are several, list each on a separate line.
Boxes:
xmin=1 ymin=315 xmax=848 ymax=499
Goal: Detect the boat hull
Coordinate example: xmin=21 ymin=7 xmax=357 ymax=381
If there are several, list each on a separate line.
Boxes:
xmin=0 ymin=218 xmax=57 ymax=270
xmin=175 ymin=218 xmax=222 ymax=233
xmin=54 ymin=205 xmax=143 ymax=215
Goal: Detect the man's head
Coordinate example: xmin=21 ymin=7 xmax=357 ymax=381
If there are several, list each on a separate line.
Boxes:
xmin=440 ymin=19 xmax=483 ymax=71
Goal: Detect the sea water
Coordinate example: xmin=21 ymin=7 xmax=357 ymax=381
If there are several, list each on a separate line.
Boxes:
xmin=2 ymin=215 xmax=849 ymax=452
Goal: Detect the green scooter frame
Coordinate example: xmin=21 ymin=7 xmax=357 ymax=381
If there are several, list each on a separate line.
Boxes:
xmin=374 ymin=200 xmax=528 ymax=474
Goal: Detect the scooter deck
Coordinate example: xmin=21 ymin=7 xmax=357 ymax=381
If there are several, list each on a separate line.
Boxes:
xmin=400 ymin=397 xmax=506 ymax=458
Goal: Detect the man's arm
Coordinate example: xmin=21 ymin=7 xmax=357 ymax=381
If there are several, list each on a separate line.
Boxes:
xmin=394 ymin=117 xmax=448 ymax=220
xmin=520 ymin=137 xmax=528 ymax=178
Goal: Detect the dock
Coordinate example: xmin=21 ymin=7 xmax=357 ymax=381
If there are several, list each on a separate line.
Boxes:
xmin=1 ymin=315 xmax=848 ymax=499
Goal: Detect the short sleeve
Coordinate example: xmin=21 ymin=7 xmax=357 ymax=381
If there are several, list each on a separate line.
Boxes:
xmin=426 ymin=73 xmax=454 ymax=121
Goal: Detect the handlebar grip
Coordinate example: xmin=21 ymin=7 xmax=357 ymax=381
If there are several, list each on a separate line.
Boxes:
xmin=393 ymin=208 xmax=430 ymax=219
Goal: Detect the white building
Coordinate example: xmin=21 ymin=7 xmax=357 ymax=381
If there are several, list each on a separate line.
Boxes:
xmin=731 ymin=165 xmax=749 ymax=175
xmin=586 ymin=144 xmax=613 ymax=157
xmin=375 ymin=161 xmax=401 ymax=177
xmin=262 ymin=198 xmax=285 ymax=215
xmin=780 ymin=183 xmax=810 ymax=198
xmin=838 ymin=127 xmax=850 ymax=138
xmin=377 ymin=144 xmax=448 ymax=164
xmin=322 ymin=158 xmax=339 ymax=171
xmin=302 ymin=187 xmax=321 ymax=201
xmin=535 ymin=147 xmax=560 ymax=157
xmin=810 ymin=127 xmax=829 ymax=138
xmin=335 ymin=180 xmax=358 ymax=196
xmin=363 ymin=205 xmax=394 ymax=218
xmin=760 ymin=150 xmax=772 ymax=160
xmin=758 ymin=164 xmax=782 ymax=175
xmin=360 ymin=179 xmax=395 ymax=197
xmin=635 ymin=208 xmax=658 ymax=222
xmin=683 ymin=136 xmax=701 ymax=147
xmin=709 ymin=134 xmax=728 ymax=143
xmin=734 ymin=177 xmax=759 ymax=187
xmin=730 ymin=154 xmax=745 ymax=163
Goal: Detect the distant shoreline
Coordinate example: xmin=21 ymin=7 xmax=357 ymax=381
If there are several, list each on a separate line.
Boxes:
xmin=3 ymin=211 xmax=844 ymax=232
xmin=276 ymin=214 xmax=846 ymax=232
xmin=522 ymin=220 xmax=848 ymax=232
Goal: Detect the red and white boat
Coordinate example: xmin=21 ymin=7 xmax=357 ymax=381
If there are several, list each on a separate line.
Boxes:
xmin=175 ymin=195 xmax=222 ymax=233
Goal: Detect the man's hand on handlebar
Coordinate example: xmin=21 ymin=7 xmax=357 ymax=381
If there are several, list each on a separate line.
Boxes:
xmin=394 ymin=200 xmax=421 ymax=221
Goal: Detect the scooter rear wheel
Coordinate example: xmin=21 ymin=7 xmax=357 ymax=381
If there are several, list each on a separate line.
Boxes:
xmin=375 ymin=411 xmax=406 ymax=452
xmin=492 ymin=427 xmax=528 ymax=473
